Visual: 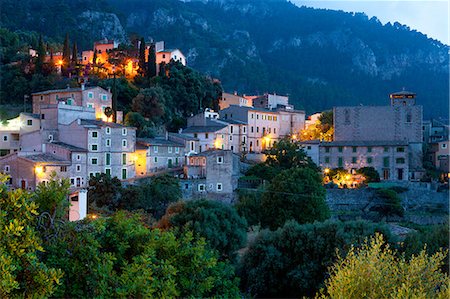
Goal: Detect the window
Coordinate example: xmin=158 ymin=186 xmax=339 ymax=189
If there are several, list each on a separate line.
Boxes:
xmin=100 ymin=94 xmax=107 ymax=101
xmin=352 ymin=157 xmax=357 ymax=163
xmin=4 ymin=165 xmax=10 ymax=172
xmin=190 ymin=141 xmax=195 ymax=152
xmin=251 ymin=114 xmax=254 ymax=119
xmin=87 ymin=103 xmax=94 ymax=108
xmin=230 ymin=135 xmax=233 ymax=141
xmin=367 ymin=157 xmax=373 ymax=164
xmin=217 ymin=156 xmax=223 ymax=164
xmin=230 ymin=126 xmax=234 ymax=133
xmin=105 ymin=127 xmax=111 ymax=134
xmin=397 ymin=147 xmax=405 ymax=153
xmin=122 ymin=153 xmax=126 ymax=165
xmin=256 ymin=127 xmax=259 ymax=133
xmin=2 ymin=135 xmax=7 ymax=142
xmin=383 ymin=157 xmax=390 ymax=167
xmin=106 ymin=153 xmax=111 ymax=166
xmin=122 ymin=140 xmax=127 ymax=148
xmin=325 ymin=147 xmax=330 ymax=153
xmin=274 ymin=116 xmax=277 ymax=121
xmin=217 ymin=183 xmax=223 ymax=192
xmin=91 ymin=144 xmax=98 ymax=151
xmin=396 ymin=158 xmax=405 ymax=164
xmin=154 ymin=146 xmax=158 ymax=153
xmin=251 ymin=127 xmax=254 ymax=133
xmin=27 ymin=119 xmax=32 ymax=126
xmin=162 ymin=54 xmax=166 ymax=59
xmin=384 ymin=147 xmax=389 ymax=152
xmin=70 ymin=178 xmax=75 ymax=186
xmin=367 ymin=147 xmax=372 ymax=153
xmin=105 ymin=168 xmax=111 ymax=176
xmin=60 ymin=166 xmax=67 ymax=172
xmin=256 ymin=114 xmax=259 ymax=120
xmin=88 ymin=92 xmax=93 ymax=98
xmin=122 ymin=128 xmax=127 ymax=136
xmin=175 ymin=147 xmax=179 ymax=153
xmin=338 ymin=157 xmax=343 ymax=167
xmin=243 ymin=126 xmax=246 ymax=133
xmin=194 ymin=133 xmax=198 ymax=138
xmin=406 ymin=112 xmax=412 ymax=123
xmin=154 ymin=157 xmax=158 ymax=163
xmin=352 ymin=147 xmax=357 ymax=153
xmin=325 ymin=157 xmax=330 ymax=163
xmin=106 ymin=139 xmax=111 ymax=147
xmin=442 ymin=143 xmax=448 ymax=149
xmin=168 ymin=147 xmax=173 ymax=153
xmin=198 ymin=184 xmax=205 ymax=192
xmin=41 ymin=114 xmax=45 ymax=120
xmin=307 ymin=146 xmax=312 ymax=150
xmin=91 ymin=158 xmax=98 ymax=165
xmin=92 ymin=131 xmax=98 ymax=138
xmin=338 ymin=147 xmax=343 ymax=153
xmin=205 ymin=133 xmax=209 ymax=139
xmin=122 ymin=168 xmax=127 ymax=180
xmin=76 ymin=164 xmax=81 ymax=172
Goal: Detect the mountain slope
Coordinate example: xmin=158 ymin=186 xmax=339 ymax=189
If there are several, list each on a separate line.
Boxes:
xmin=1 ymin=0 xmax=448 ymax=118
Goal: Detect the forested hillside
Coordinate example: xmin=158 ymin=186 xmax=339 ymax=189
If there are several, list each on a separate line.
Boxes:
xmin=1 ymin=0 xmax=448 ymax=118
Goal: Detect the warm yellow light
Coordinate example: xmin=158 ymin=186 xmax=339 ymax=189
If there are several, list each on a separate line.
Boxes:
xmin=35 ymin=166 xmax=43 ymax=174
xmin=324 ymin=168 xmax=330 ymax=174
xmin=264 ymin=135 xmax=271 ymax=143
xmin=214 ymin=139 xmax=221 ymax=149
xmin=58 ymin=59 xmax=63 ymax=66
xmin=91 ymin=214 xmax=97 ymax=219
xmin=345 ymin=174 xmax=351 ymax=180
xmin=292 ymin=134 xmax=297 ymax=140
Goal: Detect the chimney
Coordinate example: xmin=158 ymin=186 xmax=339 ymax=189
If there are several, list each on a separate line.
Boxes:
xmin=81 ymin=83 xmax=85 ymax=91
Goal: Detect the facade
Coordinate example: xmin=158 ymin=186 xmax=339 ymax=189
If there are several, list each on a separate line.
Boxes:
xmin=299 ymin=140 xmax=320 ymax=166
xmin=333 ymin=91 xmax=424 ymax=179
xmin=219 ymin=92 xmax=253 ymax=110
xmin=137 ymin=137 xmax=185 ymax=174
xmin=156 ymin=49 xmax=186 ymax=66
xmin=429 ymin=141 xmax=450 ymax=173
xmin=319 ymin=141 xmax=410 ymax=181
xmin=252 ymin=93 xmax=292 ymax=110
xmin=423 ymin=119 xmax=449 ymax=144
xmin=32 ymin=85 xmax=112 ymax=121
xmin=0 ymin=113 xmax=40 ymax=156
xmin=181 ymin=149 xmax=240 ymax=202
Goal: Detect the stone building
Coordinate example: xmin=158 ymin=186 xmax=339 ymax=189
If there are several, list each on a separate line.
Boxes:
xmin=180 ymin=149 xmax=240 ymax=202
xmin=0 ymin=113 xmax=40 ymax=156
xmin=136 ymin=137 xmax=185 ymax=174
xmin=333 ymin=91 xmax=423 ymax=180
xmin=219 ymin=92 xmax=253 ymax=110
xmin=319 ymin=141 xmax=410 ymax=181
xmin=32 ymin=85 xmax=112 ymax=121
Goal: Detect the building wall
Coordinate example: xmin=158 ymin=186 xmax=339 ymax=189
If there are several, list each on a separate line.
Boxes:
xmin=219 ymin=93 xmax=251 ymax=110
xmin=81 ymin=87 xmax=112 ymax=120
xmin=156 ymin=49 xmax=186 ymax=66
xmin=146 ymin=144 xmax=185 ymax=173
xmin=334 ymin=106 xmax=423 ymax=143
xmin=319 ymin=144 xmax=409 ymax=181
xmin=32 ymin=90 xmax=83 ymax=114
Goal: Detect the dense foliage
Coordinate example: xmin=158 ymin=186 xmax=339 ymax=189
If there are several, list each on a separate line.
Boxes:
xmin=0 ymin=179 xmax=62 ymax=297
xmin=158 ymin=199 xmax=247 ymax=260
xmin=261 ymin=167 xmax=330 ymax=229
xmin=42 ymin=212 xmax=241 ymax=298
xmin=320 ymin=233 xmax=449 ymax=298
xmin=239 ymin=220 xmax=392 ymax=298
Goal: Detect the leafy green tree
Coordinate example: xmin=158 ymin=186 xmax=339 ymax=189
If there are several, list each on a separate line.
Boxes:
xmin=132 ymin=86 xmax=167 ymax=123
xmin=319 ymin=233 xmax=449 ymax=298
xmin=235 ymin=189 xmax=263 ymax=227
xmin=356 ymin=166 xmax=380 ymax=183
xmin=158 ymin=199 xmax=247 ymax=260
xmin=261 ymin=167 xmax=330 ymax=229
xmin=124 ymin=111 xmax=147 ymax=131
xmin=33 ymin=172 xmax=71 ymax=219
xmin=0 ymin=177 xmax=62 ymax=297
xmin=147 ymin=44 xmax=157 ymax=77
xmin=239 ymin=220 xmax=392 ymax=298
xmin=88 ymin=173 xmax=122 ymax=211
xmin=372 ymin=188 xmax=404 ymax=217
xmin=42 ymin=211 xmax=241 ymax=298
xmin=265 ymin=138 xmax=319 ymax=171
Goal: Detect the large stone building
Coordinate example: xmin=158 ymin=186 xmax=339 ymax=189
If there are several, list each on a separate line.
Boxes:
xmin=219 ymin=92 xmax=253 ymax=110
xmin=332 ymin=91 xmax=423 ymax=180
xmin=32 ymin=85 xmax=112 ymax=121
xmin=0 ymin=113 xmax=40 ymax=156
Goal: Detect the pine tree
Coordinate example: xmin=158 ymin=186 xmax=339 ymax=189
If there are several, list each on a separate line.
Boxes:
xmin=138 ymin=37 xmax=147 ymax=77
xmin=148 ymin=44 xmax=157 ymax=77
xmin=35 ymin=34 xmax=45 ymax=74
xmin=62 ymin=33 xmax=71 ymax=75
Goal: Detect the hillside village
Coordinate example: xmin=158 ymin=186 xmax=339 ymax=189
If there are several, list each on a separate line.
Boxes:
xmin=0 ymin=37 xmax=448 ymax=221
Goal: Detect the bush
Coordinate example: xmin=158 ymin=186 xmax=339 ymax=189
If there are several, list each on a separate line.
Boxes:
xmin=239 ymin=220 xmax=392 ymax=298
xmin=356 ymin=166 xmax=380 ymax=183
xmin=235 ymin=189 xmax=263 ymax=227
xmin=372 ymin=188 xmax=404 ymax=217
xmin=158 ymin=199 xmax=247 ymax=260
xmin=261 ymin=167 xmax=330 ymax=229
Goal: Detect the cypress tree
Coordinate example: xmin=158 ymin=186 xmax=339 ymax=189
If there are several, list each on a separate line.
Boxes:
xmin=62 ymin=33 xmax=71 ymax=75
xmin=92 ymin=50 xmax=97 ymax=65
xmin=138 ymin=37 xmax=147 ymax=76
xmin=148 ymin=44 xmax=157 ymax=77
xmin=71 ymin=42 xmax=78 ymax=65
xmin=35 ymin=35 xmax=45 ymax=74
xmin=158 ymin=61 xmax=166 ymax=77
